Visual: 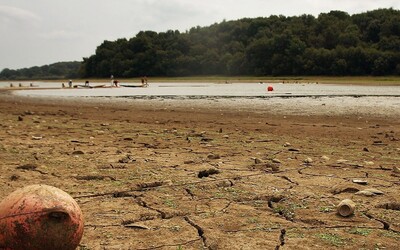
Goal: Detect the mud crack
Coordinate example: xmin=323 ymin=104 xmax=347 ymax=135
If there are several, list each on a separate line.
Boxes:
xmin=275 ymin=228 xmax=286 ymax=250
xmin=135 ymin=197 xmax=167 ymax=219
xmin=363 ymin=212 xmax=390 ymax=230
xmin=185 ymin=188 xmax=195 ymax=199
xmin=184 ymin=216 xmax=210 ymax=249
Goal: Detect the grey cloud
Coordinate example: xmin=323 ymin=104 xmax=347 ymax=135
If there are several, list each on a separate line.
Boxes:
xmin=0 ymin=5 xmax=40 ymax=29
xmin=1 ymin=0 xmax=399 ymax=70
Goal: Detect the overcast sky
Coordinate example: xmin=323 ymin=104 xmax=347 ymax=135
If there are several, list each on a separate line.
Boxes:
xmin=0 ymin=0 xmax=399 ymax=70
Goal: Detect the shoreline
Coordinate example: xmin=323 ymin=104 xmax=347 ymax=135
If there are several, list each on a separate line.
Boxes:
xmin=2 ymin=88 xmax=400 ymax=119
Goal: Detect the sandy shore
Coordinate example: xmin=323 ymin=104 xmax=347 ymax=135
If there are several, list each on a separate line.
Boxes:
xmin=4 ymin=87 xmax=400 ymax=118
xmin=0 ymin=91 xmax=399 ymax=249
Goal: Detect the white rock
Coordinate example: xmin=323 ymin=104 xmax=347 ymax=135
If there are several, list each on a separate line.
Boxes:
xmin=321 ymin=155 xmax=330 ymax=161
xmin=304 ymin=157 xmax=313 ymax=164
xmin=355 ymin=190 xmax=376 ymax=196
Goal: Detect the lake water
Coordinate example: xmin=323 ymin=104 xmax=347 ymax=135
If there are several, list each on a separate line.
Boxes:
xmin=2 ymin=82 xmax=400 ymax=98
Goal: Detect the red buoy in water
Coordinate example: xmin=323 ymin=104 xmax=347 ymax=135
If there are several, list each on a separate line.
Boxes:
xmin=267 ymin=86 xmax=274 ymax=92
xmin=0 ymin=184 xmax=84 ymax=250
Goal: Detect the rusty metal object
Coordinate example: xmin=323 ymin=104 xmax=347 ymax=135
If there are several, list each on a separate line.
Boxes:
xmin=0 ymin=184 xmax=84 ymax=250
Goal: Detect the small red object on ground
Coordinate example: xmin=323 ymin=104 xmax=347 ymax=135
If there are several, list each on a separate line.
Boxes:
xmin=0 ymin=184 xmax=84 ymax=250
xmin=267 ymin=86 xmax=274 ymax=92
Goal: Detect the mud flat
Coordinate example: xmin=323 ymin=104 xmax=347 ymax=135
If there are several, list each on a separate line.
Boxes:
xmin=0 ymin=90 xmax=399 ymax=249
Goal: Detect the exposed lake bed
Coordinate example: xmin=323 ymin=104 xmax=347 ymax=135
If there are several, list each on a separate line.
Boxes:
xmin=0 ymin=81 xmax=400 ymax=249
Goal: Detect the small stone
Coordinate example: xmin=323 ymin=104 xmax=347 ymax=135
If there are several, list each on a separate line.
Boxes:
xmin=393 ymin=166 xmax=400 ymax=173
xmin=363 ymin=188 xmax=384 ymax=195
xmin=355 ymin=190 xmax=376 ymax=196
xmin=283 ymin=142 xmax=291 ymax=147
xmin=321 ymin=155 xmax=330 ymax=161
xmin=32 ymin=136 xmax=43 ymax=140
xmin=118 ymin=155 xmax=135 ymax=163
xmin=72 ymin=150 xmax=85 ymax=155
xmin=184 ymin=160 xmax=195 ymax=164
xmin=254 ymin=158 xmax=263 ymax=164
xmin=304 ymin=157 xmax=313 ymax=164
xmin=223 ymin=135 xmax=229 ymax=139
xmin=162 ymin=180 xmax=173 ymax=186
xmin=207 ymin=154 xmax=220 ymax=160
xmin=352 ymin=179 xmax=368 ymax=185
xmin=272 ymin=158 xmax=281 ymax=164
xmin=364 ymin=161 xmax=374 ymax=166
xmin=271 ymin=165 xmax=280 ymax=172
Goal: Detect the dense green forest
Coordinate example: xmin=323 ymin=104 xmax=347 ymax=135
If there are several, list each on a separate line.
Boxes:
xmin=81 ymin=8 xmax=400 ymax=77
xmin=0 ymin=61 xmax=81 ymax=80
xmin=1 ymin=8 xmax=399 ymax=80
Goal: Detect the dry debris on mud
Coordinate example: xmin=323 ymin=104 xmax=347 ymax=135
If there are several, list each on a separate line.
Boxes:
xmin=0 ymin=96 xmax=399 ymax=249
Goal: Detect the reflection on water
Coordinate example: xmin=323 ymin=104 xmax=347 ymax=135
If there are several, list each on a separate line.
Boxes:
xmin=2 ymin=82 xmax=400 ymax=98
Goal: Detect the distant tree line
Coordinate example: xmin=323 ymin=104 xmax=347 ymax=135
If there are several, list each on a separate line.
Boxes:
xmin=81 ymin=8 xmax=400 ymax=77
xmin=0 ymin=61 xmax=81 ymax=80
xmin=1 ymin=8 xmax=399 ymax=80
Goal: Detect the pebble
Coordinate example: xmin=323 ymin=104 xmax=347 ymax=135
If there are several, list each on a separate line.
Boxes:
xmin=355 ymin=190 xmax=376 ymax=196
xmin=321 ymin=155 xmax=330 ymax=161
xmin=363 ymin=188 xmax=384 ymax=195
xmin=356 ymin=188 xmax=384 ymax=196
xmin=304 ymin=157 xmax=313 ymax=164
xmin=364 ymin=161 xmax=374 ymax=166
xmin=393 ymin=166 xmax=400 ymax=173
xmin=352 ymin=179 xmax=368 ymax=185
xmin=253 ymin=158 xmax=263 ymax=164
xmin=207 ymin=154 xmax=221 ymax=160
xmin=72 ymin=150 xmax=85 ymax=155
xmin=272 ymin=158 xmax=281 ymax=164
xmin=283 ymin=142 xmax=291 ymax=147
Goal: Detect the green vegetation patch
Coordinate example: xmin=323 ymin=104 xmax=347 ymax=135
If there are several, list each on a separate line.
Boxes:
xmin=348 ymin=227 xmax=372 ymax=236
xmin=316 ymin=233 xmax=347 ymax=247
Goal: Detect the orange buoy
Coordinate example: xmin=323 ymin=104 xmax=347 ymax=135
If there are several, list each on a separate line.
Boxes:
xmin=267 ymin=86 xmax=274 ymax=92
xmin=0 ymin=184 xmax=84 ymax=250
